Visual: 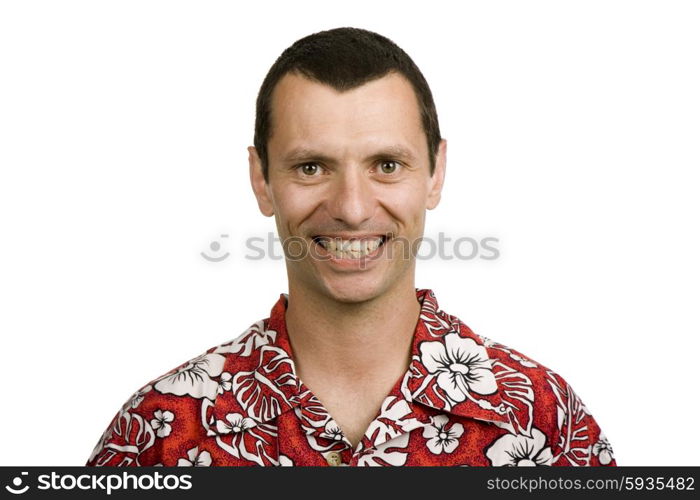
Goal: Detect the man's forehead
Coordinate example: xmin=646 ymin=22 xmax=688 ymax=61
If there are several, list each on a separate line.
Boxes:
xmin=270 ymin=71 xmax=422 ymax=123
xmin=267 ymin=71 xmax=426 ymax=156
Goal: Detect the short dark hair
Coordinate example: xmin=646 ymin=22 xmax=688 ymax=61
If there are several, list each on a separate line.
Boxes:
xmin=253 ymin=27 xmax=442 ymax=182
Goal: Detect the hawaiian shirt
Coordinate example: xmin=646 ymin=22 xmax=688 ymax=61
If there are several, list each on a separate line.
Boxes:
xmin=87 ymin=288 xmax=616 ymax=467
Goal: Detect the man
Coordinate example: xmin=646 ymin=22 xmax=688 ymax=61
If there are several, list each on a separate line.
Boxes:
xmin=87 ymin=27 xmax=615 ymax=467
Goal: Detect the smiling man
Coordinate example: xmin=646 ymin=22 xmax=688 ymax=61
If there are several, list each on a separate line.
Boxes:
xmin=87 ymin=27 xmax=616 ymax=467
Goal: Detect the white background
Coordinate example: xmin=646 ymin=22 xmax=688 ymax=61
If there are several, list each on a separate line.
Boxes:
xmin=1 ymin=0 xmax=698 ymax=466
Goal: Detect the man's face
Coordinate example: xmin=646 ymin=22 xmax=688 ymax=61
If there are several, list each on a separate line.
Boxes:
xmin=249 ymin=71 xmax=446 ymax=304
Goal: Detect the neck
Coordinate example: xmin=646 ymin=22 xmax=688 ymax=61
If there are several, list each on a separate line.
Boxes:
xmin=285 ymin=278 xmax=421 ymax=386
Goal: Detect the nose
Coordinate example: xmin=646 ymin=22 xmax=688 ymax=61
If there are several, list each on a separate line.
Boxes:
xmin=325 ymin=166 xmax=375 ymax=228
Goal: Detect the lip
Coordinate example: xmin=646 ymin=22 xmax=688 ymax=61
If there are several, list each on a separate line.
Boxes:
xmin=312 ymin=233 xmax=388 ymax=241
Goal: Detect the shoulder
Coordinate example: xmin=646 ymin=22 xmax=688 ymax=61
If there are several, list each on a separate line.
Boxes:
xmin=132 ymin=317 xmax=276 ymax=405
xmin=413 ymin=292 xmax=616 ymax=466
xmin=465 ymin=324 xmax=616 ymax=466
xmin=479 ymin=331 xmax=573 ymax=399
xmin=87 ymin=318 xmax=274 ymax=466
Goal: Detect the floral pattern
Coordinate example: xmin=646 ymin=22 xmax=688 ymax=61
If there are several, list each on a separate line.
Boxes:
xmin=217 ymin=372 xmax=232 ymax=395
xmin=87 ymin=289 xmax=616 ymax=467
xmin=150 ymin=409 xmax=174 ymax=438
xmin=215 ymin=412 xmax=255 ymax=435
xmin=485 ymin=427 xmax=554 ymax=466
xmin=154 ymin=353 xmax=225 ymax=400
xmin=128 ymin=385 xmax=152 ymax=409
xmin=423 ymin=415 xmax=464 ymax=454
xmin=177 ymin=447 xmax=212 ymax=467
xmin=593 ymin=435 xmax=615 ymax=465
xmin=419 ymin=332 xmax=498 ymax=402
xmin=320 ymin=420 xmax=345 ymax=442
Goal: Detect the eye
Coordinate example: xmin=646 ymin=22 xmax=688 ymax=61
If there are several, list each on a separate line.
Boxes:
xmin=378 ymin=160 xmax=401 ymax=175
xmin=297 ymin=162 xmax=322 ymax=176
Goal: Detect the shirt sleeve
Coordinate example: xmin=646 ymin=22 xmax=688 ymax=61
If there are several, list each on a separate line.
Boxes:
xmin=86 ymin=383 xmax=166 ymax=467
xmin=546 ymin=372 xmax=617 ymax=466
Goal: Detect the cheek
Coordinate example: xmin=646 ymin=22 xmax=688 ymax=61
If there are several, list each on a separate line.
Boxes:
xmin=271 ymin=185 xmax=320 ymax=226
xmin=381 ymin=184 xmax=428 ymax=227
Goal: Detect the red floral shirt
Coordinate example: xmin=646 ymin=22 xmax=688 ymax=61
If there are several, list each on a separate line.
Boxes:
xmin=87 ymin=289 xmax=616 ymax=467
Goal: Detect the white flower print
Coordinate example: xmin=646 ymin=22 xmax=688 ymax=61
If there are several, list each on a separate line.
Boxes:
xmin=320 ymin=419 xmax=345 ymax=442
xmin=278 ymin=455 xmax=294 ymax=466
xmin=593 ymin=435 xmax=614 ymax=465
xmin=177 ymin=446 xmax=212 ymax=467
xmin=422 ymin=415 xmax=464 ymax=455
xmin=150 ymin=409 xmax=175 ymax=438
xmin=154 ymin=353 xmax=225 ymax=400
xmin=127 ymin=385 xmax=152 ymax=409
xmin=215 ymin=412 xmax=256 ymax=435
xmin=485 ymin=428 xmax=554 ymax=466
xmin=419 ymin=332 xmax=498 ymax=403
xmin=217 ymin=372 xmax=232 ymax=395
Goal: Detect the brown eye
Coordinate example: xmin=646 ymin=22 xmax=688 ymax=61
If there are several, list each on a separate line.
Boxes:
xmin=299 ymin=163 xmax=320 ymax=176
xmin=379 ymin=160 xmax=399 ymax=174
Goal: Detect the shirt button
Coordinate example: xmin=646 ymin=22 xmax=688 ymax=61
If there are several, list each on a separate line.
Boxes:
xmin=326 ymin=451 xmax=344 ymax=466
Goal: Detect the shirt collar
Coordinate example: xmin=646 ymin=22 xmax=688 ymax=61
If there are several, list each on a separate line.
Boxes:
xmin=217 ymin=288 xmax=525 ymax=434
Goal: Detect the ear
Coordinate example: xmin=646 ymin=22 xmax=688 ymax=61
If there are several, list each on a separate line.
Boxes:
xmin=248 ymin=146 xmax=275 ymax=217
xmin=426 ymin=139 xmax=447 ymax=210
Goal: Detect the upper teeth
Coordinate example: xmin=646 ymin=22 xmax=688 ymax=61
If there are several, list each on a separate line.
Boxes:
xmin=316 ymin=237 xmax=384 ymax=258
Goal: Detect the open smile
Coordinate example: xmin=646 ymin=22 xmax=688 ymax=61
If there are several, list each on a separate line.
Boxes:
xmin=311 ymin=234 xmax=390 ymax=260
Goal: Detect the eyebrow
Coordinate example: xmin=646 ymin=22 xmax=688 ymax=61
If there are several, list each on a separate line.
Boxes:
xmin=282 ymin=145 xmax=418 ymax=164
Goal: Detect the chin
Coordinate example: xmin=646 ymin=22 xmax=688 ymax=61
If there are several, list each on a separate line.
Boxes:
xmin=320 ymin=278 xmax=386 ymax=305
